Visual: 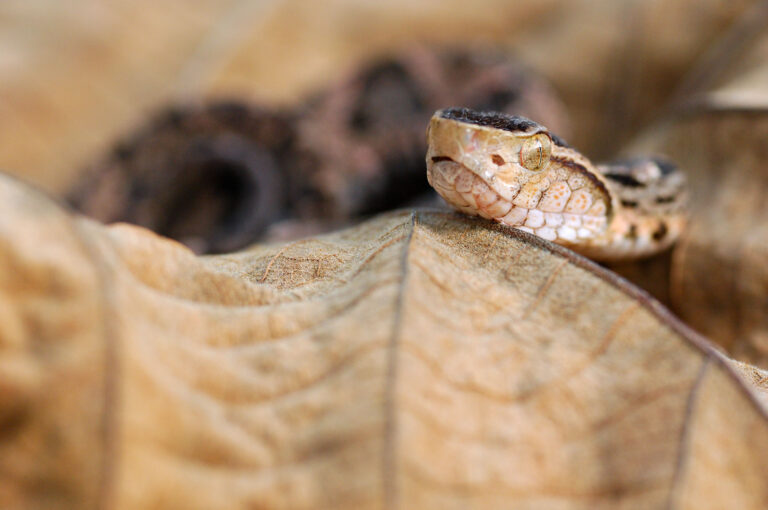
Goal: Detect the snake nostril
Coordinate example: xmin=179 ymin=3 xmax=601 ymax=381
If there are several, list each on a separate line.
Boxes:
xmin=491 ymin=154 xmax=505 ymax=165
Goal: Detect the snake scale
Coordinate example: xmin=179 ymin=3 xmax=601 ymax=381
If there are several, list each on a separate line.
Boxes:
xmin=427 ymin=107 xmax=687 ymax=260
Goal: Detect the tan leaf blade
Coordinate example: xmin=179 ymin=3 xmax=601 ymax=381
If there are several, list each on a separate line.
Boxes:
xmin=0 ymin=173 xmax=766 ymax=510
xmin=629 ymin=22 xmax=768 ymax=368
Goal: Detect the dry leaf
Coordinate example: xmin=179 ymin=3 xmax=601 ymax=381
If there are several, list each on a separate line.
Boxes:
xmin=664 ymin=110 xmax=768 ymax=368
xmin=1 ymin=173 xmax=767 ymax=509
xmin=627 ymin=20 xmax=768 ymax=368
xmin=0 ymin=0 xmax=759 ymax=192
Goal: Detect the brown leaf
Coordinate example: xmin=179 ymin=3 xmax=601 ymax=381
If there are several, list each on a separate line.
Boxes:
xmin=668 ymin=111 xmax=768 ymax=367
xmin=627 ymin=20 xmax=768 ymax=368
xmin=1 ymin=174 xmax=767 ymax=509
xmin=0 ymin=0 xmax=759 ymax=191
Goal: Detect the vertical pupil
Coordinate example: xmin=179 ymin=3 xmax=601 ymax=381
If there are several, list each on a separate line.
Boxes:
xmin=530 ymin=139 xmax=542 ymax=168
xmin=521 ymin=136 xmax=548 ymax=170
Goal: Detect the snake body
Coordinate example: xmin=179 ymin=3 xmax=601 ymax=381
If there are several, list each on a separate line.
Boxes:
xmin=426 ymin=107 xmax=687 ymax=260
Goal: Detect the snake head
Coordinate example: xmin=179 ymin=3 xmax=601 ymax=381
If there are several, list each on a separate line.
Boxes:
xmin=426 ymin=107 xmax=614 ymax=242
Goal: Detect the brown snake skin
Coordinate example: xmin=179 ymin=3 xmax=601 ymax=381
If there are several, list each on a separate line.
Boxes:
xmin=427 ymin=107 xmax=688 ymax=261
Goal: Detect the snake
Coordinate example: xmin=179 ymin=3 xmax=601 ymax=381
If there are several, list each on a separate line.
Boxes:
xmin=426 ymin=107 xmax=688 ymax=261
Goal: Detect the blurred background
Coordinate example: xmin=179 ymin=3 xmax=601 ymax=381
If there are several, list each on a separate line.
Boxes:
xmin=2 ymin=0 xmax=768 ymax=364
xmin=0 ymin=1 xmax=754 ymax=167
xmin=0 ymin=0 xmax=760 ymax=192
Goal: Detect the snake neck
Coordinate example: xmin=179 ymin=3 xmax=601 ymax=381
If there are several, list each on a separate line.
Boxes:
xmin=588 ymin=158 xmax=688 ymax=260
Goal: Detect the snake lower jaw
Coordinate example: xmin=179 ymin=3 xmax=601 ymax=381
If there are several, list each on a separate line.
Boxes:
xmin=428 ymin=159 xmax=607 ymax=243
xmin=429 ymin=159 xmax=509 ymax=217
xmin=428 ymin=155 xmax=518 ymax=201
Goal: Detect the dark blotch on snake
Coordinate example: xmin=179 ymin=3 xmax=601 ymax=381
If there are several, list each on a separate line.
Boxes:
xmin=604 ymin=173 xmax=644 ymax=188
xmin=655 ymin=195 xmax=676 ymax=204
xmin=549 ymin=133 xmax=571 ymax=148
xmin=551 ymin=156 xmax=611 ymax=198
xmin=351 ymin=61 xmax=425 ymax=131
xmin=440 ymin=107 xmax=538 ymax=132
xmin=439 ymin=107 xmax=572 ymax=148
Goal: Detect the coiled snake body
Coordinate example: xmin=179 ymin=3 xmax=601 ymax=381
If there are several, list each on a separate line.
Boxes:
xmin=426 ymin=107 xmax=687 ymax=260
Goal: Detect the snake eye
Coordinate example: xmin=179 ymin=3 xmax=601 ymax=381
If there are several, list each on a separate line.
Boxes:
xmin=519 ymin=133 xmax=551 ymax=172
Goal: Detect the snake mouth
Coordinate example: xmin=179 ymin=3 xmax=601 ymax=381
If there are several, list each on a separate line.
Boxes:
xmin=428 ymin=158 xmax=607 ymax=242
xmin=429 ymin=158 xmax=525 ymax=222
xmin=430 ymin=154 xmax=511 ymax=199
